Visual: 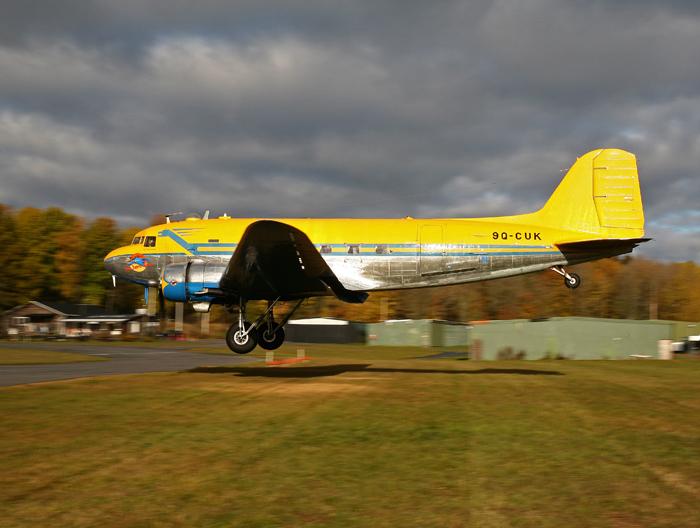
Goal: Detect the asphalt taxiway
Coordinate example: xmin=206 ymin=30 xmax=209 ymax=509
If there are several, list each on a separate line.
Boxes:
xmin=0 ymin=341 xmax=255 ymax=387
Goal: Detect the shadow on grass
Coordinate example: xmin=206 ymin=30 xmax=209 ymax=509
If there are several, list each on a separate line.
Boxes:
xmin=188 ymin=364 xmax=563 ymax=378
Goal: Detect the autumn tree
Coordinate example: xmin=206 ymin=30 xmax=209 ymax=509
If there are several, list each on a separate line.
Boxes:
xmin=0 ymin=205 xmax=20 ymax=309
xmin=4 ymin=204 xmax=700 ymax=323
xmin=81 ymin=218 xmax=119 ymax=305
xmin=54 ymin=217 xmax=86 ymax=302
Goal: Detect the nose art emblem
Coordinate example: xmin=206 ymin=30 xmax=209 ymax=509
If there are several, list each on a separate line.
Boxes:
xmin=125 ymin=253 xmax=154 ymax=273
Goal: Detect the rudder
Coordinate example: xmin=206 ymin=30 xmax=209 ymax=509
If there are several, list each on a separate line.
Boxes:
xmin=592 ymin=149 xmax=644 ymax=230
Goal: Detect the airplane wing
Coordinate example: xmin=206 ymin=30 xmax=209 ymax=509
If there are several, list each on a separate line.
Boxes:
xmin=219 ymin=220 xmax=368 ymax=303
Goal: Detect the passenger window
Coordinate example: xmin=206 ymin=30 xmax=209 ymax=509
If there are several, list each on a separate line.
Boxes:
xmin=347 ymin=245 xmax=360 ymax=255
xmin=376 ymin=245 xmax=388 ymax=254
xmin=144 ymin=236 xmax=156 ymax=247
xmin=320 ymin=245 xmax=332 ymax=254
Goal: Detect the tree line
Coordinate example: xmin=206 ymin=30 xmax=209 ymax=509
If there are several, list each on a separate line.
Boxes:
xmin=1 ymin=204 xmax=698 ymax=323
xmin=0 ymin=204 xmax=141 ymax=313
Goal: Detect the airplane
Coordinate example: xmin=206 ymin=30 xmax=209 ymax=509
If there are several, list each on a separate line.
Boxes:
xmin=104 ymin=148 xmax=649 ymax=354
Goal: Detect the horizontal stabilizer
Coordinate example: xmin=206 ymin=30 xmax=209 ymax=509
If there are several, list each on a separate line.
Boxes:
xmin=556 ymin=237 xmax=651 ymax=259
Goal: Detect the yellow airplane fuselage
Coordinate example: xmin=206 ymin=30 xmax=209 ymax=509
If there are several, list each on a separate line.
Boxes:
xmin=105 ymin=148 xmax=647 ymax=300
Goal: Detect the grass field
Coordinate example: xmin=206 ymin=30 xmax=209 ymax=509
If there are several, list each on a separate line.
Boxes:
xmin=190 ymin=342 xmax=443 ymax=360
xmin=1 ymin=347 xmax=699 ymax=527
xmin=0 ymin=348 xmax=106 ymax=365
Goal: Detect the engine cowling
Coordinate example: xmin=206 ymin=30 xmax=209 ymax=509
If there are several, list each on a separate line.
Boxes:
xmin=162 ymin=262 xmax=226 ymax=303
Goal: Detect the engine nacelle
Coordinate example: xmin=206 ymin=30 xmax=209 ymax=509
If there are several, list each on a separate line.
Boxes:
xmin=162 ymin=262 xmax=226 ymax=303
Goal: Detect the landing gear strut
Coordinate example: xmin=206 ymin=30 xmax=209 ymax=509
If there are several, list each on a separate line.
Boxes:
xmin=258 ymin=300 xmax=286 ymax=351
xmin=225 ymin=299 xmax=258 ymax=354
xmin=551 ymin=266 xmax=581 ymax=289
xmin=225 ymin=298 xmax=304 ymax=354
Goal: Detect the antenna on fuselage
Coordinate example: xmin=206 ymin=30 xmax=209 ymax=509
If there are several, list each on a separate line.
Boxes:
xmin=164 ymin=211 xmax=183 ymax=224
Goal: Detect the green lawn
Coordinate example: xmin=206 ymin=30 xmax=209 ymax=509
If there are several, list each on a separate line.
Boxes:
xmin=1 ymin=349 xmax=699 ymax=527
xmin=188 ymin=342 xmax=448 ymax=360
xmin=0 ymin=348 xmax=106 ymax=365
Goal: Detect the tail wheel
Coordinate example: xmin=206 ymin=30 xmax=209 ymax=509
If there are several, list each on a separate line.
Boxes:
xmin=258 ymin=325 xmax=285 ymax=351
xmin=564 ymin=273 xmax=581 ymax=289
xmin=226 ymin=321 xmax=258 ymax=354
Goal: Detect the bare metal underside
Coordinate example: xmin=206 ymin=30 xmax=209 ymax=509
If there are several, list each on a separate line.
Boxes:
xmin=111 ymin=249 xmax=611 ymax=294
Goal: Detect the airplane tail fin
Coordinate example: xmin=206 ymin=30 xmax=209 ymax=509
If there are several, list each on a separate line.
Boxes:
xmin=533 ymin=148 xmax=645 ymax=239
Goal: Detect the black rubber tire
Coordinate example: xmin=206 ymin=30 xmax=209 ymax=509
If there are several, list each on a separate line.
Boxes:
xmin=564 ymin=273 xmax=581 ymax=289
xmin=225 ymin=321 xmax=258 ymax=354
xmin=258 ymin=325 xmax=285 ymax=351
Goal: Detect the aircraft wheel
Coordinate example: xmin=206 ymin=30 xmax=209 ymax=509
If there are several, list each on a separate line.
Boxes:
xmin=226 ymin=322 xmax=258 ymax=354
xmin=258 ymin=325 xmax=285 ymax=350
xmin=564 ymin=273 xmax=581 ymax=289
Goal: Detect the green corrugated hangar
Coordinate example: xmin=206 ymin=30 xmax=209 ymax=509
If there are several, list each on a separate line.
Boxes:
xmin=367 ymin=319 xmax=470 ymax=347
xmin=469 ymin=318 xmax=699 ymax=360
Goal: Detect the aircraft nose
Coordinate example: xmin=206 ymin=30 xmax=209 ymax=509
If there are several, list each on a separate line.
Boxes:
xmin=104 ymin=248 xmax=125 ymax=275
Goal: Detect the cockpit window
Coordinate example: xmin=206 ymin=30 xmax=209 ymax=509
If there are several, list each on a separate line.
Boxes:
xmin=144 ymin=236 xmax=156 ymax=247
xmin=132 ymin=236 xmax=143 ymax=245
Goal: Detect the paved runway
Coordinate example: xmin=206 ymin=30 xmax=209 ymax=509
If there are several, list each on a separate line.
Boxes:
xmin=0 ymin=341 xmax=256 ymax=387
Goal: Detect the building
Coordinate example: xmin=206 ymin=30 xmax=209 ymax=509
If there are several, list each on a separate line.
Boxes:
xmin=1 ymin=301 xmax=107 ymax=338
xmin=366 ymin=319 xmax=470 ymax=347
xmin=469 ymin=317 xmax=699 ymax=360
xmin=60 ymin=312 xmax=149 ymax=339
xmin=1 ymin=301 xmax=147 ymax=339
xmin=285 ymin=318 xmax=366 ymax=344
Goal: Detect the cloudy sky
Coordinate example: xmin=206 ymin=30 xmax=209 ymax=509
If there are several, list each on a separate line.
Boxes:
xmin=1 ymin=1 xmax=699 ymax=260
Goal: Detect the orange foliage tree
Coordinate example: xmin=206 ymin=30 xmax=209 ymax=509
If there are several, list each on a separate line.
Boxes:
xmin=1 ymin=203 xmax=699 ymax=324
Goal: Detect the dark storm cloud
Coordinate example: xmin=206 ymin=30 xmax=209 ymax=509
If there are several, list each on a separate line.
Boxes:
xmin=1 ymin=1 xmax=700 ymax=260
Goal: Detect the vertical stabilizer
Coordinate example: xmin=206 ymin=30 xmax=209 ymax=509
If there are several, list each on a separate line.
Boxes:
xmin=534 ymin=149 xmax=645 ymax=239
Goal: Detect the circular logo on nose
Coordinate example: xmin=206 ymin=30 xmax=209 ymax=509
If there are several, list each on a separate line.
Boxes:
xmin=125 ymin=253 xmax=154 ymax=273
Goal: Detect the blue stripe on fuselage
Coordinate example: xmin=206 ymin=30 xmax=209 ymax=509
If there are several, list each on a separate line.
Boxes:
xmin=156 ymin=230 xmax=559 ymax=257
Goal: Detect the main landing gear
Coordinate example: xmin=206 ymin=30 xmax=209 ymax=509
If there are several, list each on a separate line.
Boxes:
xmin=550 ymin=266 xmax=581 ymax=289
xmin=225 ymin=297 xmax=304 ymax=354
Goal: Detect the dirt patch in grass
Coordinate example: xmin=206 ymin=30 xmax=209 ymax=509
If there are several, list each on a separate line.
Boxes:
xmin=265 ymin=380 xmax=375 ymax=395
xmin=644 ymin=464 xmax=700 ymax=497
xmin=189 ymin=375 xmax=379 ymax=396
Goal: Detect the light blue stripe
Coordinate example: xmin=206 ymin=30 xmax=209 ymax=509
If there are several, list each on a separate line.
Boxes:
xmin=320 ymin=243 xmax=550 ymax=249
xmin=156 ymin=229 xmax=558 ymax=258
